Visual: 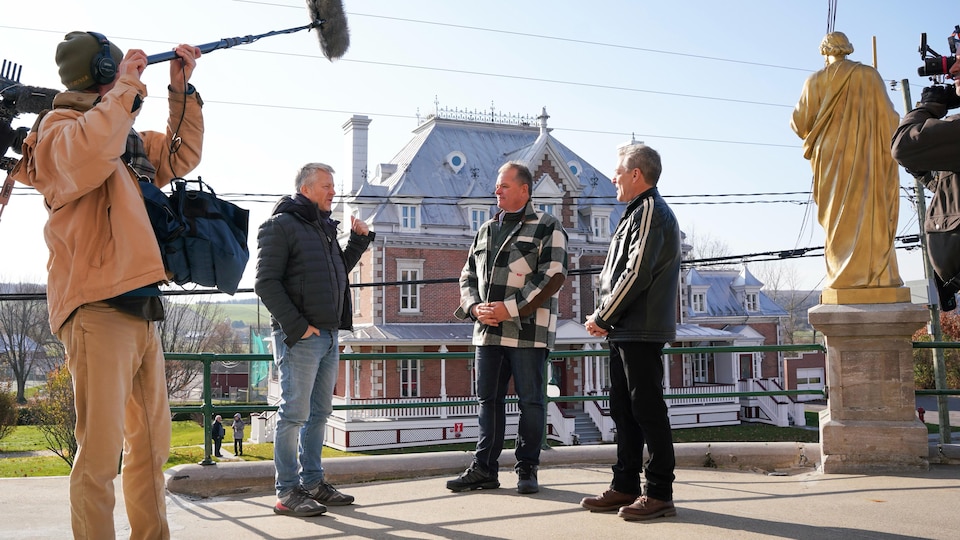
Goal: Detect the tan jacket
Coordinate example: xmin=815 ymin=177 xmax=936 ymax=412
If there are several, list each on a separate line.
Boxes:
xmin=11 ymin=74 xmax=204 ymax=332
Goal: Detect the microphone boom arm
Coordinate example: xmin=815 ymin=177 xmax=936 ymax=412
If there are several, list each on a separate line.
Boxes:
xmin=146 ymin=20 xmax=322 ymax=65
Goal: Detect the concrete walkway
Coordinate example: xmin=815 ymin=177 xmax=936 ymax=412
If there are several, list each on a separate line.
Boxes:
xmin=2 ymin=443 xmax=960 ymax=539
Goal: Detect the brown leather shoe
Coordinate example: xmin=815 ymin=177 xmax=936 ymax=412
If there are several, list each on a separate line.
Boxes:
xmin=580 ymin=489 xmax=637 ymax=512
xmin=618 ymin=495 xmax=677 ymax=521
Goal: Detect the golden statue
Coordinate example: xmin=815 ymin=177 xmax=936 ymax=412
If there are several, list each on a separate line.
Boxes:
xmin=791 ymin=31 xmax=908 ymax=304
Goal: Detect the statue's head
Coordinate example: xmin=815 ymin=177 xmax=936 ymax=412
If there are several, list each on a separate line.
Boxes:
xmin=820 ymin=32 xmax=854 ymax=58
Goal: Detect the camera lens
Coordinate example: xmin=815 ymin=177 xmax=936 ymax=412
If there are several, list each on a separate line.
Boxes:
xmin=919 ymin=55 xmax=958 ymax=76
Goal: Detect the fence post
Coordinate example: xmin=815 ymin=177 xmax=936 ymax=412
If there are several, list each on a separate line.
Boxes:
xmin=199 ymin=354 xmax=215 ymax=466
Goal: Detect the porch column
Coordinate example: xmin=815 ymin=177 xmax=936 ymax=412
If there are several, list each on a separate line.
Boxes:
xmin=439 ymin=345 xmax=448 ymax=420
xmin=583 ymin=346 xmax=593 ymax=394
xmin=809 ymin=303 xmax=929 ymax=473
xmin=342 ymin=345 xmax=353 ymax=422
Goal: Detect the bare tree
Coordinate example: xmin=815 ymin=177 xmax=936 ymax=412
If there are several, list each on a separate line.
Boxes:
xmin=35 ymin=365 xmax=77 ymax=467
xmin=753 ymin=261 xmax=816 ymax=344
xmin=685 ymin=227 xmax=735 ymax=269
xmin=0 ymin=282 xmax=55 ymax=403
xmin=157 ymin=297 xmax=231 ymax=397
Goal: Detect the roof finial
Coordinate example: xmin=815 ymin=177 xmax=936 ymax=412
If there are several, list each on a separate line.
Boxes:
xmin=538 ymin=107 xmax=550 ymax=135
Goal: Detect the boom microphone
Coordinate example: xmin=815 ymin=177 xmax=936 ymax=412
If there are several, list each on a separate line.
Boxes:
xmin=1 ymin=82 xmax=58 ymax=116
xmin=146 ymin=0 xmax=349 ymax=65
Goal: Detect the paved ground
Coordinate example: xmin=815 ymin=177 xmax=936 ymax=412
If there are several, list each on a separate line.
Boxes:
xmin=2 ymin=443 xmax=959 ymax=540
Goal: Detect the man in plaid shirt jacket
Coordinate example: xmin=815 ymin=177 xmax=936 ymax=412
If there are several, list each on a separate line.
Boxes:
xmin=447 ymin=161 xmax=568 ymax=495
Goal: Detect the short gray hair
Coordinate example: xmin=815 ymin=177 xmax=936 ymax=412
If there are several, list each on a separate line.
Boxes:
xmin=295 ymin=162 xmax=335 ymax=191
xmin=617 ymin=144 xmax=662 ymax=185
xmin=498 ymin=161 xmax=533 ymax=192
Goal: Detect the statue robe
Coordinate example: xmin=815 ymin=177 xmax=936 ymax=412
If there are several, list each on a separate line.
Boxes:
xmin=791 ymin=58 xmax=903 ymax=289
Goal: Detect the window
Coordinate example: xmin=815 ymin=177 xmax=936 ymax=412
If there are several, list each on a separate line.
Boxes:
xmin=397 ymin=259 xmax=424 ymax=313
xmin=400 ymin=205 xmax=419 ymax=230
xmin=352 ymin=270 xmax=361 ymax=315
xmin=598 ymin=356 xmax=611 ymax=391
xmin=692 ymin=293 xmax=706 ymax=313
xmin=592 ymin=215 xmax=609 ymax=240
xmin=744 ymin=292 xmax=759 ymax=312
xmin=692 ymin=353 xmax=711 ymax=383
xmin=400 ymin=268 xmax=419 ymax=311
xmin=400 ymin=359 xmax=420 ymax=397
xmin=470 ymin=208 xmax=487 ymax=232
xmin=536 ymin=203 xmax=554 ymax=217
xmin=592 ymin=275 xmax=603 ymax=310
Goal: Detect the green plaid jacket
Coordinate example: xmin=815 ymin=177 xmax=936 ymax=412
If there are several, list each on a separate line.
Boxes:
xmin=455 ymin=202 xmax=568 ymax=348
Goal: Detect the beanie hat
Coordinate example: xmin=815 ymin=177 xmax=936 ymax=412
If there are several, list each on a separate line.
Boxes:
xmin=56 ymin=31 xmax=123 ymax=90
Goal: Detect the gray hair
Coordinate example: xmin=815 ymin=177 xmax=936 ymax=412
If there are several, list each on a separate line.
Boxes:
xmin=820 ymin=32 xmax=854 ymax=57
xmin=295 ymin=162 xmax=335 ymax=191
xmin=617 ymin=143 xmax=662 ymax=185
xmin=498 ymin=161 xmax=534 ymax=192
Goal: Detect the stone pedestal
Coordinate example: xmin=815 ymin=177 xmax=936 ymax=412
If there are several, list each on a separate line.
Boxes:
xmin=808 ymin=302 xmax=929 ymax=473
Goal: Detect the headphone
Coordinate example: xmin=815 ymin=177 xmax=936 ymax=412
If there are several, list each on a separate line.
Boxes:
xmin=87 ymin=31 xmax=117 ymax=85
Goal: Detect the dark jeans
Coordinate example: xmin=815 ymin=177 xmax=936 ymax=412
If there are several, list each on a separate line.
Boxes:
xmin=213 ymin=438 xmax=223 ymax=456
xmin=474 ymin=346 xmax=548 ymax=474
xmin=608 ymin=341 xmax=675 ymax=501
xmin=234 ymin=438 xmax=243 ymax=455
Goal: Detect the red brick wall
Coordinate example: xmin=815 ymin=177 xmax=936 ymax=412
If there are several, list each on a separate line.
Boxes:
xmin=382 ymin=247 xmax=466 ymax=324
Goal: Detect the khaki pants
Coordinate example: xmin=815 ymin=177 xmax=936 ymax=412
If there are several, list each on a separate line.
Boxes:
xmin=58 ymin=302 xmax=171 ymax=540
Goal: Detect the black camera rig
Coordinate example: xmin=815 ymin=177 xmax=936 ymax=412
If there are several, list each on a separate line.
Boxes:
xmin=1 ymin=59 xmax=58 ymax=172
xmin=918 ymin=27 xmax=960 ymax=79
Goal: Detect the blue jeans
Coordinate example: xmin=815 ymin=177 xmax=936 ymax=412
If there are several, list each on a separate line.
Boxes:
xmin=474 ymin=346 xmax=548 ymax=474
xmin=273 ymin=329 xmax=340 ymax=496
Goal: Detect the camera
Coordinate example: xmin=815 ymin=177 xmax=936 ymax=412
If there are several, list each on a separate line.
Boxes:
xmin=918 ymin=27 xmax=960 ymax=77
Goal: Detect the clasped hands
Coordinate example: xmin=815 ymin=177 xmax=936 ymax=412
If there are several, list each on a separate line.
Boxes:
xmin=584 ymin=315 xmax=608 ymax=337
xmin=473 ymin=302 xmax=509 ymax=326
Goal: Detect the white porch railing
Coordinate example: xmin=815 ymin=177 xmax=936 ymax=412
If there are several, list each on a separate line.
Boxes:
xmin=332 ymin=395 xmax=519 ymax=420
xmin=665 ymin=384 xmax=739 ymax=406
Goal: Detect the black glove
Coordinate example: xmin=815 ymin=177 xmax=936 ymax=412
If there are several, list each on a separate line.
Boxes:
xmin=920 ymin=85 xmax=960 ymax=109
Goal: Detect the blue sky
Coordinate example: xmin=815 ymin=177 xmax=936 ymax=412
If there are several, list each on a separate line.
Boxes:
xmin=1 ymin=1 xmax=955 ymax=293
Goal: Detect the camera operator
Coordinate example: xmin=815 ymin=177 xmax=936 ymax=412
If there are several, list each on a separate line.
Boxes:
xmin=891 ymin=61 xmax=960 ymax=311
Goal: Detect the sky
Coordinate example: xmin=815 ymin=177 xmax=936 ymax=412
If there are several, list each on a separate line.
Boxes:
xmin=0 ymin=0 xmax=956 ymax=295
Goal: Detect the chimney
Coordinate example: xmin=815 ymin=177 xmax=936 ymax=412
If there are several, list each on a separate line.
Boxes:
xmin=342 ymin=115 xmax=372 ymax=195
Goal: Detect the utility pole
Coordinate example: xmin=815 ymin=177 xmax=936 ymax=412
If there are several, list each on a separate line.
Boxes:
xmin=899 ymin=79 xmax=952 ymax=444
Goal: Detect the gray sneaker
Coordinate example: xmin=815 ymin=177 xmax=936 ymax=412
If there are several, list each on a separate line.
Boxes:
xmin=305 ymin=481 xmax=355 ymax=506
xmin=274 ymin=487 xmax=327 ymax=517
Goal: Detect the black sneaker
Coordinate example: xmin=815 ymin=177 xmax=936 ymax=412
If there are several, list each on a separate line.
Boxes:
xmin=446 ymin=464 xmax=500 ymax=492
xmin=274 ymin=487 xmax=327 ymax=517
xmin=516 ymin=464 xmax=539 ymax=494
xmin=305 ymin=481 xmax=355 ymax=506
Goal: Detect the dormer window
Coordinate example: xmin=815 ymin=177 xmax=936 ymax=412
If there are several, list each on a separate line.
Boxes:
xmin=400 ymin=205 xmax=420 ymax=231
xmin=744 ymin=292 xmax=759 ymax=312
xmin=470 ymin=207 xmax=488 ymax=232
xmin=692 ymin=292 xmax=707 ymax=313
xmin=592 ymin=215 xmax=609 ymax=241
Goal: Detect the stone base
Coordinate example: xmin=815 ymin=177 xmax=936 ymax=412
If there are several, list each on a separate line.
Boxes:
xmin=810 ymin=302 xmax=930 ymax=474
xmin=820 ymin=412 xmax=929 ymax=473
xmin=820 ymin=286 xmax=912 ymax=305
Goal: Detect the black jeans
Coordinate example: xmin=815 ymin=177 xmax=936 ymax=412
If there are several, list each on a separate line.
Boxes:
xmin=234 ymin=438 xmax=243 ymax=455
xmin=608 ymin=341 xmax=675 ymax=501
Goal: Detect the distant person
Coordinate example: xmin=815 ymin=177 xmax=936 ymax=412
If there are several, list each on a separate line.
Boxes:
xmin=891 ymin=56 xmax=960 ymax=311
xmin=446 ymin=161 xmax=568 ymax=495
xmin=580 ymin=143 xmax=680 ymax=521
xmin=255 ymin=163 xmax=374 ymax=517
xmin=232 ymin=413 xmax=245 ymax=456
xmin=10 ymin=31 xmax=203 ymax=538
xmin=211 ymin=415 xmax=225 ymax=457
xmin=791 ymin=31 xmax=903 ymax=293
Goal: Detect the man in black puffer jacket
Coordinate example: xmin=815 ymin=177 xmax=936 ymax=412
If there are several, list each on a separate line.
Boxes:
xmin=255 ymin=162 xmax=374 ymax=517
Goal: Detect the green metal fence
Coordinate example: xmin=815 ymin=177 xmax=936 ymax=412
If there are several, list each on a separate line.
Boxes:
xmin=169 ymin=342 xmax=958 ymax=464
